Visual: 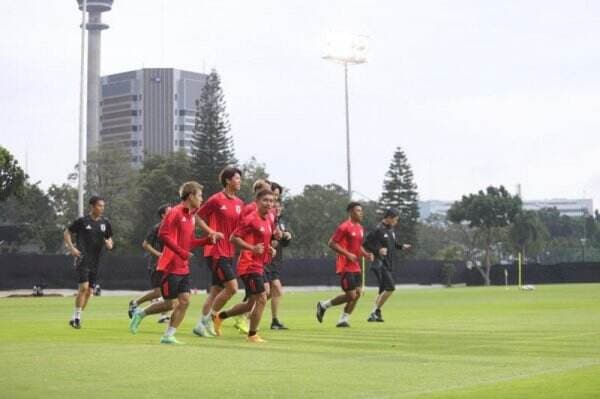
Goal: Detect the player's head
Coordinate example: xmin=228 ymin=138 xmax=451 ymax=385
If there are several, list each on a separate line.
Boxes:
xmin=253 ymin=179 xmax=271 ymax=193
xmin=219 ymin=166 xmax=242 ymax=191
xmin=383 ymin=208 xmax=399 ymax=226
xmin=255 ymin=189 xmax=275 ymax=215
xmin=270 ymin=182 xmax=283 ymax=200
xmin=88 ymin=196 xmax=105 ymax=216
xmin=179 ymin=181 xmax=204 ymax=209
xmin=157 ymin=204 xmax=171 ymax=220
xmin=274 ymin=200 xmax=283 ymax=217
xmin=347 ymin=201 xmax=363 ymax=222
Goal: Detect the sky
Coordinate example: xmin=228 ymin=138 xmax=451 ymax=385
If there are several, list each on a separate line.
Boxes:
xmin=2 ymin=1 xmax=600 ymax=208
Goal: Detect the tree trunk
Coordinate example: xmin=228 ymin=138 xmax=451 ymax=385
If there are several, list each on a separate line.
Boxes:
xmin=484 ymin=233 xmax=492 ymax=286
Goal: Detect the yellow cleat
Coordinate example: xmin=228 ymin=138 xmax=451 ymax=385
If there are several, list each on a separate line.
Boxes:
xmin=212 ymin=313 xmax=223 ymax=336
xmin=246 ymin=335 xmax=266 ymax=343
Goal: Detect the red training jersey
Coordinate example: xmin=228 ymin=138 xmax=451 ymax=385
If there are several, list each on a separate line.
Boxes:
xmin=198 ymin=192 xmax=244 ymax=259
xmin=331 ymin=219 xmax=364 ymax=274
xmin=157 ymin=203 xmax=210 ymax=275
xmin=232 ymin=211 xmax=273 ymax=276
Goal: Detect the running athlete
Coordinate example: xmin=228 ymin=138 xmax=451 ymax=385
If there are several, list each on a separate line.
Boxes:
xmin=316 ymin=202 xmax=374 ymax=327
xmin=64 ymin=196 xmax=113 ymax=329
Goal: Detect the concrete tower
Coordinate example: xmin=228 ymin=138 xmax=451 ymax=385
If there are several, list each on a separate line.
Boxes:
xmin=77 ymin=0 xmax=113 ymax=153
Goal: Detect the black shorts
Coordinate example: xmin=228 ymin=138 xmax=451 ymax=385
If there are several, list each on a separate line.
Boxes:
xmin=371 ymin=265 xmax=395 ymax=293
xmin=206 ymin=257 xmax=236 ymax=287
xmin=149 ymin=269 xmax=164 ymax=289
xmin=241 ymin=273 xmax=266 ymax=296
xmin=264 ymin=264 xmax=281 ymax=283
xmin=340 ymin=272 xmax=362 ymax=292
xmin=160 ymin=274 xmax=191 ymax=300
xmin=74 ymin=256 xmax=100 ymax=287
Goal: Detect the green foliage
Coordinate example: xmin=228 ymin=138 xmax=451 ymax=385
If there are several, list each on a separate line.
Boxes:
xmin=0 ymin=146 xmax=27 ymax=202
xmin=132 ymin=152 xmax=193 ymax=246
xmin=447 ymin=186 xmax=522 ymax=284
xmin=378 ymin=146 xmax=419 ymax=253
xmin=190 ymin=69 xmax=237 ymax=197
xmin=47 ymin=184 xmax=78 ymax=231
xmin=238 ymin=156 xmax=269 ymax=203
xmin=86 ymin=145 xmax=138 ymax=253
xmin=508 ymin=210 xmax=549 ymax=259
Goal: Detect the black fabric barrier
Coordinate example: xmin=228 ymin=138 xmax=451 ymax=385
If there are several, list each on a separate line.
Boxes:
xmin=465 ymin=262 xmax=600 ymax=286
xmin=0 ymin=254 xmax=467 ymax=290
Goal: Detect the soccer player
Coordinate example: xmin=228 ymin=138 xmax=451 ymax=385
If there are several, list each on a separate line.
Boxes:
xmin=130 ymin=182 xmax=216 ymax=344
xmin=316 ymin=202 xmax=374 ymax=327
xmin=363 ymin=209 xmax=411 ymax=322
xmin=265 ymin=199 xmax=292 ymax=330
xmin=213 ymin=189 xmax=276 ymax=343
xmin=127 ymin=204 xmax=171 ymax=323
xmin=192 ymin=167 xmax=244 ymax=337
xmin=64 ymin=196 xmax=113 ymax=329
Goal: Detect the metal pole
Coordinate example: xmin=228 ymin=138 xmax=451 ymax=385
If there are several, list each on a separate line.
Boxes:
xmin=78 ymin=0 xmax=88 ymax=216
xmin=344 ymin=63 xmax=352 ymax=200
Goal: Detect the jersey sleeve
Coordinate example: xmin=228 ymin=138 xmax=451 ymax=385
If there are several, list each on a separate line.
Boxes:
xmin=158 ymin=210 xmax=186 ymax=259
xmin=68 ymin=217 xmax=83 ymax=234
xmin=197 ymin=196 xmax=217 ymax=221
xmin=363 ymin=229 xmax=381 ymax=254
xmin=330 ymin=224 xmax=347 ymax=244
xmin=232 ymin=216 xmax=254 ymax=239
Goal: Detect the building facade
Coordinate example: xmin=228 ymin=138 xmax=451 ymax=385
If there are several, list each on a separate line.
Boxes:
xmin=99 ymin=68 xmax=207 ymax=166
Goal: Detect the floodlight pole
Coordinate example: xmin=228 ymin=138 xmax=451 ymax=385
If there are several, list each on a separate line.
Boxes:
xmin=78 ymin=0 xmax=88 ymax=217
xmin=343 ymin=62 xmax=352 ymax=200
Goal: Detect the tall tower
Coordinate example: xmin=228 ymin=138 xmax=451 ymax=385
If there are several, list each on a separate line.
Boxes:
xmin=77 ymin=0 xmax=113 ymax=153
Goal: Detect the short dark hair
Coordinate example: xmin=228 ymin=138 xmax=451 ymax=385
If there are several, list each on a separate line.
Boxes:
xmin=346 ymin=201 xmax=362 ymax=212
xmin=255 ymin=189 xmax=274 ymax=200
xmin=89 ymin=196 xmax=104 ymax=206
xmin=219 ymin=166 xmax=242 ymax=188
xmin=157 ymin=204 xmax=170 ymax=218
xmin=270 ymin=182 xmax=283 ymax=194
xmin=383 ymin=208 xmax=399 ymax=219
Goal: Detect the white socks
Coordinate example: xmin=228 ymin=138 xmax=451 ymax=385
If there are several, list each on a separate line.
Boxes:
xmin=339 ymin=312 xmax=350 ymax=323
xmin=165 ymin=326 xmax=176 ymax=337
xmin=72 ymin=307 xmax=82 ymax=320
xmin=321 ymin=300 xmax=332 ymax=309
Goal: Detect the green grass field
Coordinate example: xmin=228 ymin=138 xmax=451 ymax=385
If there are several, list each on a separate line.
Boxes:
xmin=1 ymin=284 xmax=599 ymax=398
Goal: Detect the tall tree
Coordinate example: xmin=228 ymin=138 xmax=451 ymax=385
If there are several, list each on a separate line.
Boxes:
xmin=447 ymin=186 xmax=522 ymax=285
xmin=0 ymin=146 xmax=26 ymax=202
xmin=378 ymin=147 xmax=419 ymax=251
xmin=190 ymin=69 xmax=237 ymax=197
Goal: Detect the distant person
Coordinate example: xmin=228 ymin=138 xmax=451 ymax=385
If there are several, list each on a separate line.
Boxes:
xmin=127 ymin=204 xmax=171 ymax=323
xmin=64 ymin=196 xmax=113 ymax=329
xmin=363 ymin=209 xmax=411 ymax=322
xmin=316 ymin=202 xmax=373 ymax=327
xmin=265 ymin=199 xmax=292 ymax=330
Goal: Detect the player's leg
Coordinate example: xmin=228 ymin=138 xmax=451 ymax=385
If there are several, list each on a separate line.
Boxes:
xmin=337 ymin=274 xmax=362 ymax=327
xmin=130 ymin=275 xmax=176 ymax=334
xmin=316 ymin=273 xmax=353 ymax=323
xmin=245 ymin=274 xmax=268 ymax=342
xmin=160 ymin=277 xmax=191 ymax=344
xmin=270 ymin=278 xmax=287 ymax=329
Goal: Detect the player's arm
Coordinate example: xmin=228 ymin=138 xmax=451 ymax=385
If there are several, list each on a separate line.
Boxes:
xmin=64 ymin=219 xmax=82 ymax=257
xmin=142 ymin=240 xmax=162 ymax=258
xmin=360 ymin=245 xmax=375 ymax=261
xmin=363 ymin=230 xmax=381 ymax=256
xmin=104 ymin=220 xmax=114 ymax=250
xmin=158 ymin=211 xmax=190 ymax=260
xmin=230 ymin=221 xmax=264 ymax=254
xmin=328 ymin=238 xmax=357 ymax=262
xmin=195 ymin=199 xmax=224 ymax=240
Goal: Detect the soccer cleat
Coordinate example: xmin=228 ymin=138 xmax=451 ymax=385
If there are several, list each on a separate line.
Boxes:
xmin=375 ymin=309 xmax=384 ymax=322
xmin=212 ymin=314 xmax=223 ymax=336
xmin=192 ymin=322 xmax=214 ymax=338
xmin=270 ymin=320 xmax=289 ymax=330
xmin=203 ymin=317 xmax=217 ymax=337
xmin=157 ymin=315 xmax=170 ymax=324
xmin=316 ymin=302 xmax=326 ymax=323
xmin=246 ymin=335 xmax=266 ymax=343
xmin=69 ymin=318 xmax=81 ymax=329
xmin=129 ymin=311 xmax=144 ymax=334
xmin=233 ymin=316 xmax=249 ymax=334
xmin=367 ymin=313 xmax=378 ymax=322
xmin=336 ymin=321 xmax=350 ymax=328
xmin=160 ymin=335 xmax=184 ymax=345
xmin=128 ymin=300 xmax=137 ymax=319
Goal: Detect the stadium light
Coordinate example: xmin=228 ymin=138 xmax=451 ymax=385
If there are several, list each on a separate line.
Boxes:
xmin=322 ymin=32 xmax=369 ymax=200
